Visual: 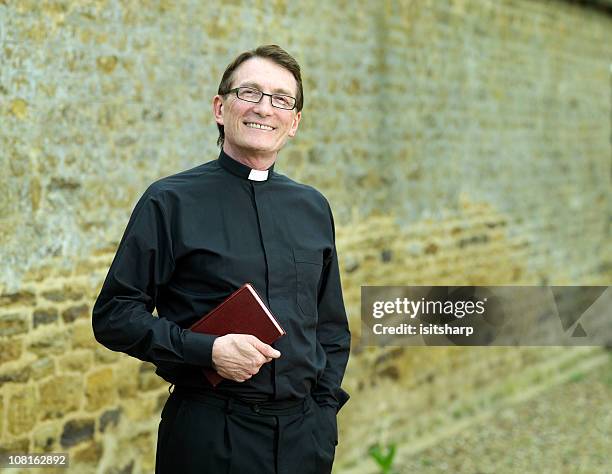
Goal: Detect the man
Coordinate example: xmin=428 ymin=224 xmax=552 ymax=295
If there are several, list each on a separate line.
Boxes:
xmin=92 ymin=45 xmax=351 ymax=474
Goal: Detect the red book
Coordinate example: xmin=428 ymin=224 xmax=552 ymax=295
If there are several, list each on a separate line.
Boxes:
xmin=189 ymin=283 xmax=286 ymax=387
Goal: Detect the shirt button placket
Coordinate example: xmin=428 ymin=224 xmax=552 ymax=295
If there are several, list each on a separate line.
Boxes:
xmin=250 ymin=182 xmax=281 ymax=397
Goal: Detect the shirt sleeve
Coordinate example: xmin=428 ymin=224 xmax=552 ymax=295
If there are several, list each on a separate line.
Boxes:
xmin=311 ymin=203 xmax=351 ymax=412
xmin=92 ymin=188 xmax=217 ymax=369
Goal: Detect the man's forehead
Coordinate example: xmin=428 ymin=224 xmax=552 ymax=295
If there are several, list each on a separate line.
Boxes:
xmin=231 ymin=57 xmax=297 ymax=95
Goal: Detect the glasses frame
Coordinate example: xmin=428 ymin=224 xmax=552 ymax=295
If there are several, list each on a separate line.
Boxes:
xmin=226 ymin=86 xmax=297 ymax=110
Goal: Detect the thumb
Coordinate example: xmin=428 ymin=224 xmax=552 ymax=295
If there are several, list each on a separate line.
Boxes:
xmin=251 ymin=337 xmax=281 ymax=358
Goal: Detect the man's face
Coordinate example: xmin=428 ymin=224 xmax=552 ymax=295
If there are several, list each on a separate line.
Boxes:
xmin=213 ymin=57 xmax=301 ymax=159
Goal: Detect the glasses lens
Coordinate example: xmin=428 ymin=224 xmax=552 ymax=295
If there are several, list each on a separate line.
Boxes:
xmin=271 ymin=95 xmax=295 ymax=110
xmin=237 ymin=87 xmax=262 ymax=102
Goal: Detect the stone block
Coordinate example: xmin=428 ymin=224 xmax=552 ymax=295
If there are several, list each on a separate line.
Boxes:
xmin=0 ymin=337 xmax=23 ymax=364
xmin=0 ymin=313 xmax=29 ymax=337
xmin=115 ymin=360 xmax=139 ymax=398
xmin=39 ymin=374 xmax=82 ymax=420
xmin=58 ymin=350 xmax=93 ymax=373
xmin=0 ymin=437 xmax=29 ymax=454
xmin=104 ymin=460 xmax=135 ymax=474
xmin=32 ymin=422 xmax=60 ymax=452
xmin=30 ymin=357 xmax=56 ymax=380
xmin=132 ymin=431 xmax=155 ymax=472
xmin=94 ymin=346 xmax=121 ymax=363
xmin=99 ymin=407 xmax=122 ymax=433
xmin=138 ymin=362 xmax=164 ymax=391
xmin=73 ymin=440 xmax=103 ymax=464
xmin=122 ymin=396 xmax=159 ymax=423
xmin=33 ymin=307 xmax=59 ymax=328
xmin=0 ymin=291 xmax=36 ymax=308
xmin=28 ymin=328 xmax=70 ymax=356
xmin=61 ymin=304 xmax=90 ymax=323
xmin=7 ymin=384 xmax=38 ymax=436
xmin=0 ymin=358 xmax=32 ymax=387
xmin=60 ymin=418 xmax=95 ymax=448
xmin=41 ymin=286 xmax=84 ymax=303
xmin=85 ymin=367 xmax=116 ymax=411
xmin=74 ymin=259 xmax=99 ymax=276
xmin=71 ymin=320 xmax=97 ymax=349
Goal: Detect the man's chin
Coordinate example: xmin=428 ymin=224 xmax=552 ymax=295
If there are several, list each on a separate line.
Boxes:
xmin=237 ymin=141 xmax=279 ymax=154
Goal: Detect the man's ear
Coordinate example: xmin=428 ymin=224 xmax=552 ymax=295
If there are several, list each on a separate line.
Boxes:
xmin=212 ymin=95 xmax=224 ymax=126
xmin=288 ymin=110 xmax=301 ymax=138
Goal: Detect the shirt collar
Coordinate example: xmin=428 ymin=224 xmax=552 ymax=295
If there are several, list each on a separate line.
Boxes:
xmin=218 ymin=149 xmax=274 ymax=182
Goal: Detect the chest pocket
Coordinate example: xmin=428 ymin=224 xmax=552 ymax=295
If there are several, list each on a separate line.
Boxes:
xmin=293 ymin=249 xmax=323 ymax=318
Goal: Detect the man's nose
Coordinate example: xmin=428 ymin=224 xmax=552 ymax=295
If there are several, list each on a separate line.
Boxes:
xmin=252 ymin=95 xmax=274 ymax=115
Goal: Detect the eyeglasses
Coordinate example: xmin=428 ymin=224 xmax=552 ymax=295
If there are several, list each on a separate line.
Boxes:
xmin=226 ymin=86 xmax=297 ymax=110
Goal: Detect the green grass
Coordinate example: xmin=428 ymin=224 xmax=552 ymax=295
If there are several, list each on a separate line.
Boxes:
xmin=368 ymin=443 xmax=399 ymax=474
xmin=568 ymin=371 xmax=586 ymax=383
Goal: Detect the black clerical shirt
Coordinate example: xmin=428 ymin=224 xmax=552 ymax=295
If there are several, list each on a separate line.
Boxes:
xmin=92 ymin=150 xmax=350 ymax=409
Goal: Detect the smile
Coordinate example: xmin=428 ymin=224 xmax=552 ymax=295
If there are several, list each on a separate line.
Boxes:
xmin=244 ymin=122 xmax=275 ymax=131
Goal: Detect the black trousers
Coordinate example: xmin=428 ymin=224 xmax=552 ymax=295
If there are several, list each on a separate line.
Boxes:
xmin=155 ymin=387 xmax=338 ymax=474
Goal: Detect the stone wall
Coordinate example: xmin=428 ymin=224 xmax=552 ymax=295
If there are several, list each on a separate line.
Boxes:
xmin=1 ymin=1 xmax=610 ymax=473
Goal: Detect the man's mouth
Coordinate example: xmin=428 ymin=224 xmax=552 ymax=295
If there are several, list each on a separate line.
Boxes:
xmin=244 ymin=122 xmax=275 ymax=131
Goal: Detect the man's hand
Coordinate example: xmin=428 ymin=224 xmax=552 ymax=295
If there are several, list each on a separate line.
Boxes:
xmin=211 ymin=334 xmax=281 ymax=382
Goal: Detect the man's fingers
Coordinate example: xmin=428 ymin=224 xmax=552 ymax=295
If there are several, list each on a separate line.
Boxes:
xmin=268 ymin=347 xmax=281 ymax=358
xmin=212 ymin=335 xmax=278 ymax=383
xmin=248 ymin=336 xmax=281 ymax=358
xmin=241 ymin=335 xmax=280 ymax=359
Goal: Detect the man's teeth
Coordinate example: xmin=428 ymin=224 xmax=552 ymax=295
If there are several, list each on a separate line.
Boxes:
xmin=245 ymin=122 xmax=273 ymax=131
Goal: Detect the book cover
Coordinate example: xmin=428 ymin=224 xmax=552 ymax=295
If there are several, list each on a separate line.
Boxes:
xmin=189 ymin=283 xmax=285 ymax=386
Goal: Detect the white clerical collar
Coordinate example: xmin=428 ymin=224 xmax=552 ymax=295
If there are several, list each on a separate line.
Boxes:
xmin=248 ymin=169 xmax=269 ymax=181
xmin=219 ymin=150 xmax=274 ymax=181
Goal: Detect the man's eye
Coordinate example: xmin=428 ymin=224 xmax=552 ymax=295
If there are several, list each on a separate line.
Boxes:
xmin=242 ymin=89 xmax=259 ymax=98
xmin=274 ymin=96 xmax=290 ymax=106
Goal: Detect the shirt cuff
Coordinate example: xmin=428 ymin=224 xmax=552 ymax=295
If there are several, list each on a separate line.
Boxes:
xmin=183 ymin=330 xmax=218 ymax=367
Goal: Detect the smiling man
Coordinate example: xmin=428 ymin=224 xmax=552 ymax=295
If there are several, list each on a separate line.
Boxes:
xmin=92 ymin=45 xmax=351 ymax=474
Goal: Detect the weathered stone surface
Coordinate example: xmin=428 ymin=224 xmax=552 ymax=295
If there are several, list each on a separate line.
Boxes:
xmin=39 ymin=374 xmax=83 ymax=420
xmin=0 ymin=337 xmax=23 ymax=364
xmin=60 ymin=418 xmax=95 ymax=448
xmin=7 ymin=384 xmax=38 ymax=436
xmin=33 ymin=307 xmax=59 ymax=328
xmin=73 ymin=440 xmax=104 ymax=463
xmin=0 ymin=312 xmax=29 ymax=336
xmin=99 ymin=407 xmax=122 ymax=432
xmin=131 ymin=431 xmax=156 ymax=472
xmin=74 ymin=259 xmax=101 ymax=276
xmin=115 ymin=361 xmax=139 ymax=398
xmin=85 ymin=367 xmax=116 ymax=411
xmin=94 ymin=346 xmax=121 ymax=363
xmin=28 ymin=328 xmax=70 ymax=356
xmin=0 ymin=437 xmax=30 ymax=454
xmin=138 ymin=362 xmax=164 ymax=391
xmin=104 ymin=460 xmax=135 ymax=474
xmin=32 ymin=422 xmax=60 ymax=452
xmin=41 ymin=286 xmax=84 ymax=303
xmin=97 ymin=55 xmax=118 ymax=74
xmin=58 ymin=349 xmax=94 ymax=373
xmin=71 ymin=320 xmax=96 ymax=349
xmin=121 ymin=396 xmax=160 ymax=423
xmin=30 ymin=356 xmax=56 ymax=380
xmin=0 ymin=291 xmax=36 ymax=307
xmin=9 ymin=98 xmax=28 ymax=119
xmin=61 ymin=303 xmax=90 ymax=323
xmin=0 ymin=358 xmax=32 ymax=386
